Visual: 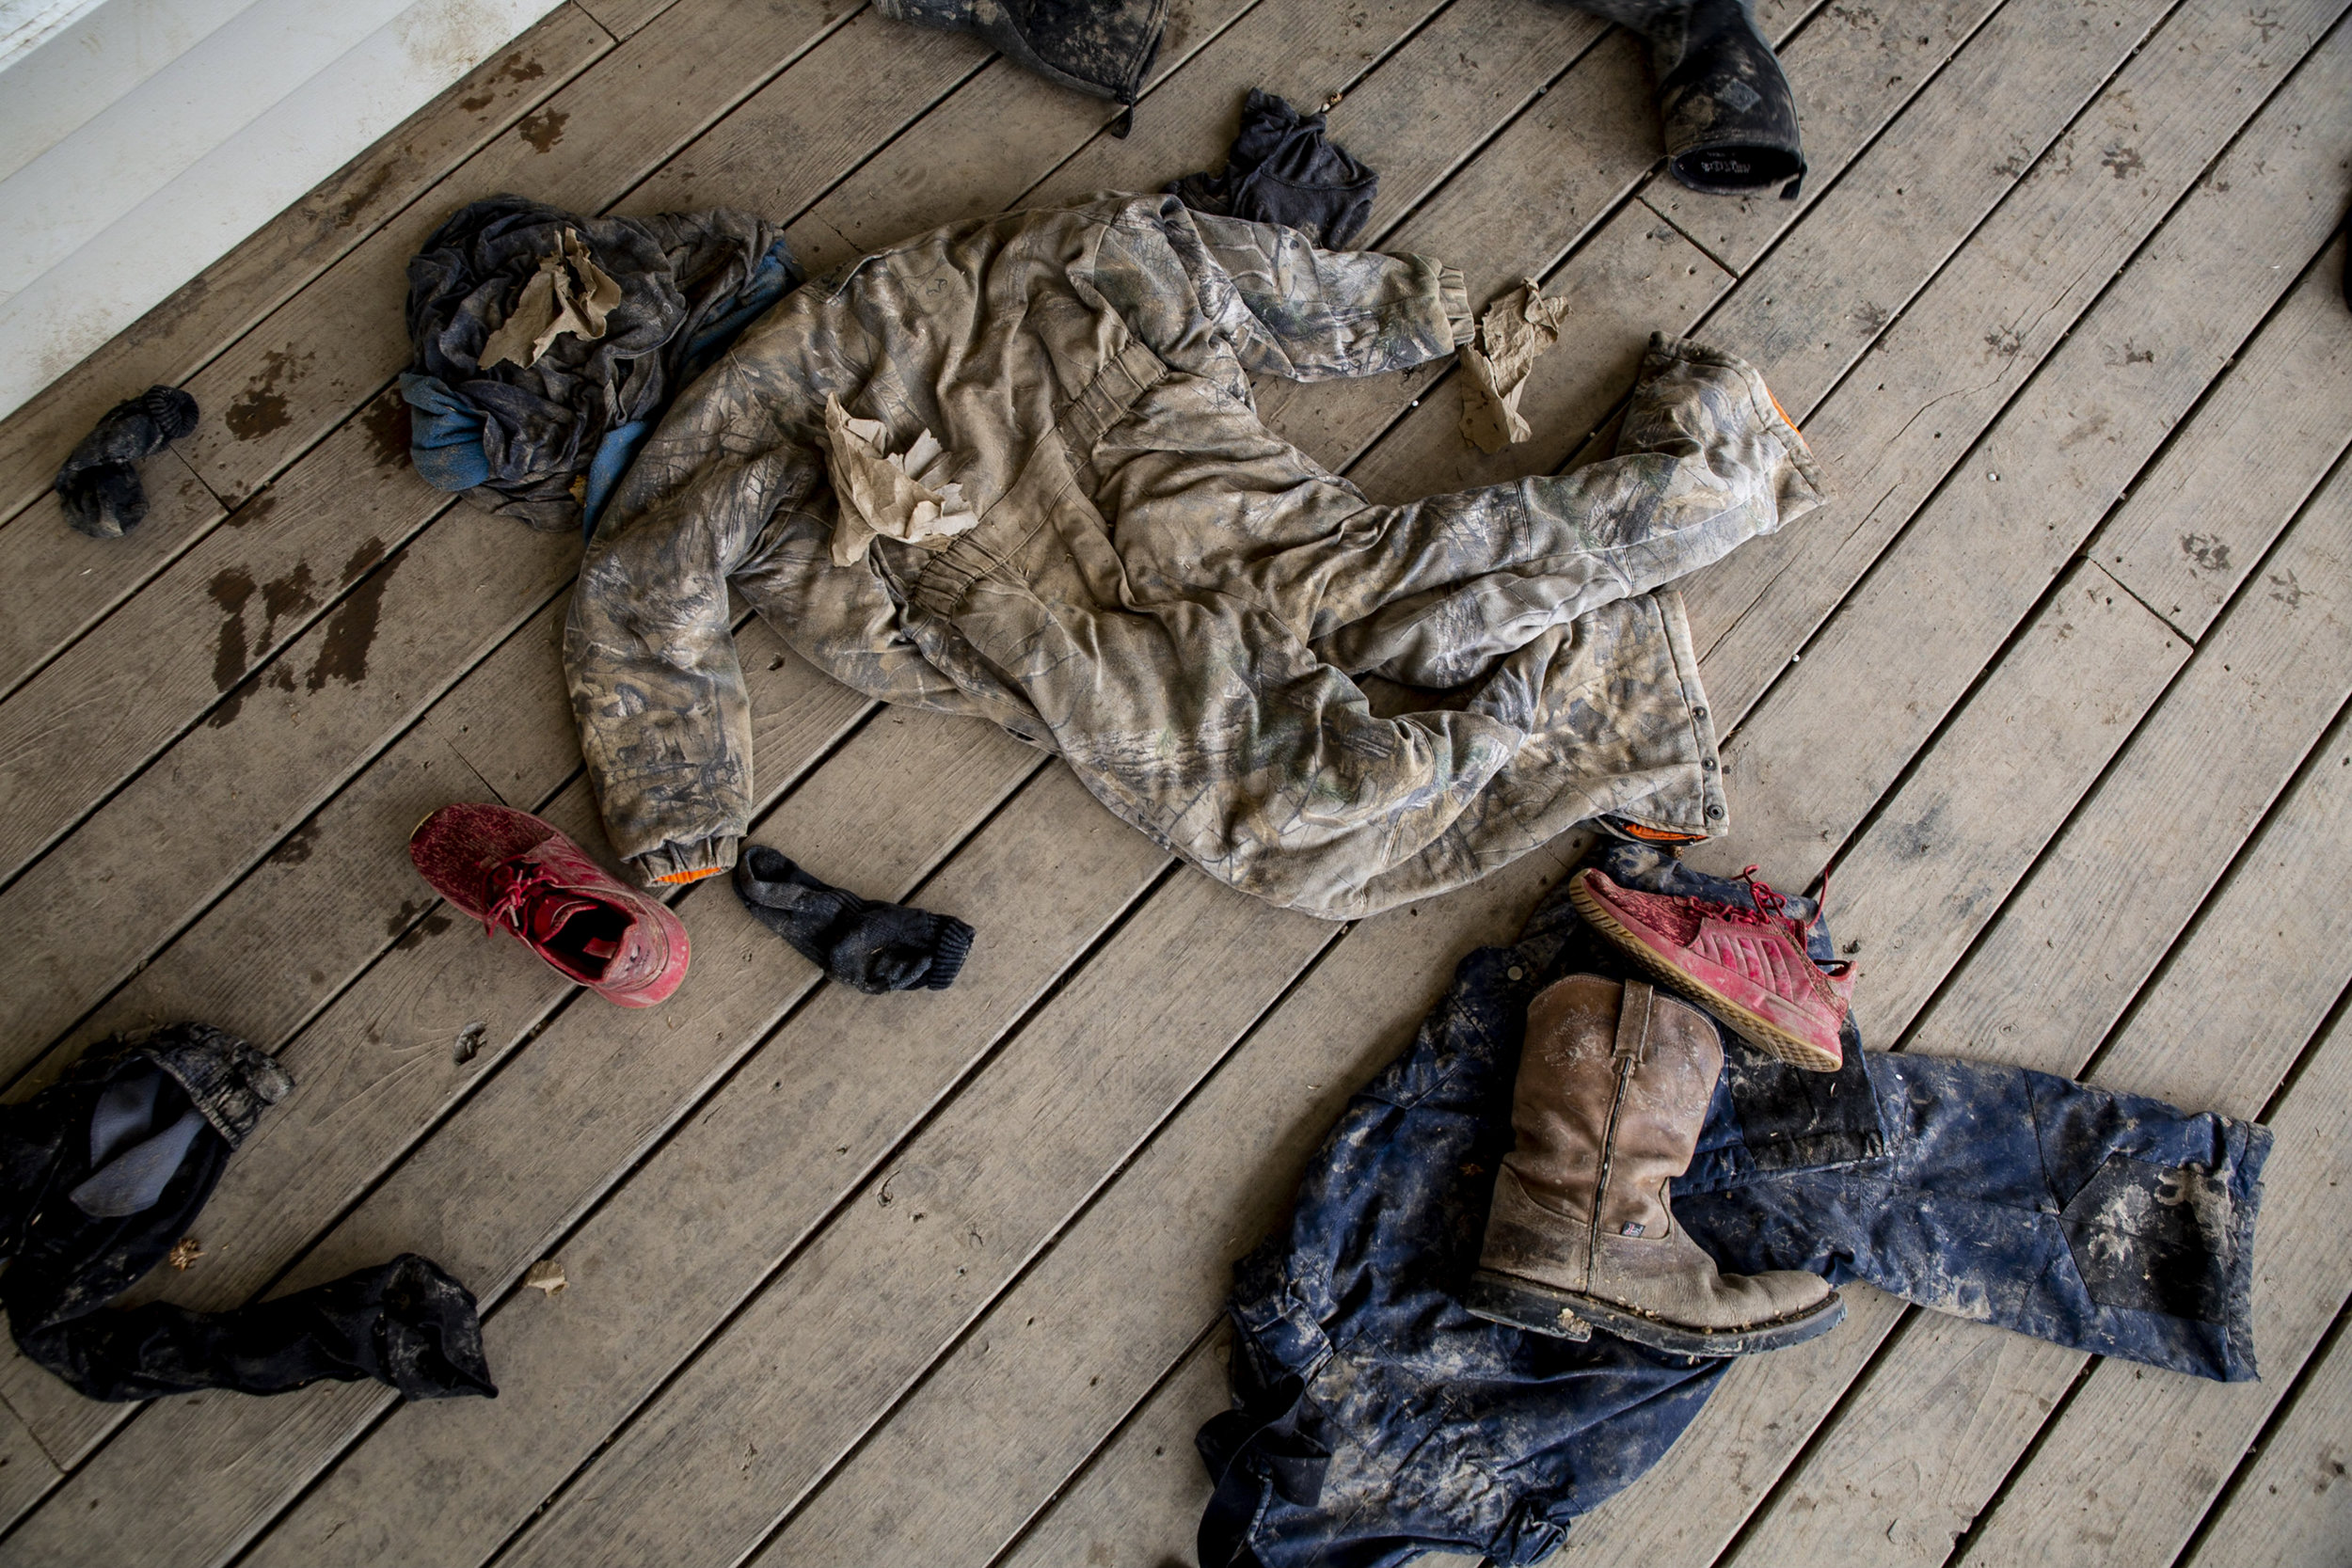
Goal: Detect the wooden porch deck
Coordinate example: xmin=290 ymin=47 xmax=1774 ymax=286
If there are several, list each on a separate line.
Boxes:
xmin=0 ymin=0 xmax=2346 ymax=1562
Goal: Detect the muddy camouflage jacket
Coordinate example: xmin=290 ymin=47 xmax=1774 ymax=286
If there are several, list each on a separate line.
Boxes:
xmin=566 ymin=194 xmax=1821 ymax=914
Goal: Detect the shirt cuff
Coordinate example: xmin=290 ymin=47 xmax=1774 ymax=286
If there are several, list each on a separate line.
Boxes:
xmin=631 ymin=834 xmax=740 ymax=887
xmin=1438 ymin=265 xmax=1473 ymax=347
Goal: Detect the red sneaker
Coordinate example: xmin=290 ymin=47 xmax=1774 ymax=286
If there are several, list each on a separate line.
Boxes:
xmin=1569 ymin=863 xmax=1851 ymax=1070
xmin=409 ymin=803 xmax=689 ymax=1007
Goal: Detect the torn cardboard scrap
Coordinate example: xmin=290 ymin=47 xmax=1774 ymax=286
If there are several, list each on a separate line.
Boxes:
xmin=480 ymin=229 xmax=623 ymax=372
xmin=1458 ymin=280 xmax=1568 ymax=453
xmin=820 ymin=393 xmax=981 ymax=566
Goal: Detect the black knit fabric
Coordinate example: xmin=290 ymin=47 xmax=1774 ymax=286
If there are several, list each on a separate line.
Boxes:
xmin=54 ymin=386 xmax=199 ymax=539
xmin=1 ymin=1025 xmax=496 ymax=1402
xmin=1170 ymin=88 xmax=1379 ymax=247
xmin=733 ymin=846 xmax=975 ymax=994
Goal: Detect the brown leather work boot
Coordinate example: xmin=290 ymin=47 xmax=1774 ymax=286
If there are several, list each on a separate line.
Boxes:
xmin=1462 ymin=974 xmax=1844 ymax=1355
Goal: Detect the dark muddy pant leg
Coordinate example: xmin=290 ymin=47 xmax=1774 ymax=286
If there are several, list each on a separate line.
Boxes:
xmin=1677 ymin=1050 xmax=2270 ymax=1382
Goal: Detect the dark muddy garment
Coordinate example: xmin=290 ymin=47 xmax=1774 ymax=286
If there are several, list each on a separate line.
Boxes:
xmin=877 ymin=0 xmax=1167 ymax=131
xmin=0 ymin=1023 xmax=496 ymax=1403
xmin=1170 ymin=88 xmax=1379 ymax=247
xmin=402 ymin=195 xmax=800 ymax=535
xmin=1201 ymin=849 xmax=2269 ymax=1567
xmin=1552 ymin=0 xmax=1807 ymax=198
xmin=734 ymin=846 xmax=975 ymax=994
xmin=53 ymin=385 xmax=199 ymax=539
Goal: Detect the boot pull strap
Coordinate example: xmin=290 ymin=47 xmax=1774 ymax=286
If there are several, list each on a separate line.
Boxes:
xmin=1613 ymin=979 xmax=1657 ymax=1066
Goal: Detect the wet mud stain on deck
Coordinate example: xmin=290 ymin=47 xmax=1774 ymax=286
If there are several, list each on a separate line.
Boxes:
xmin=207 ymin=569 xmax=257 ymax=698
xmin=389 ymin=899 xmax=455 ymax=951
xmin=362 ymin=392 xmax=413 ymax=471
xmin=330 ymin=165 xmax=398 ymax=232
xmin=307 ymin=542 xmax=401 ymax=691
xmin=460 ymin=50 xmax=547 ymax=114
xmin=223 ymin=349 xmax=316 ymax=441
xmin=518 ymin=107 xmax=569 ymax=153
xmin=271 ymin=819 xmax=322 ymax=865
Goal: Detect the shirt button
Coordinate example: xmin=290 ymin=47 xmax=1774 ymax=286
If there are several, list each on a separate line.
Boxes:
xmin=1692 ymin=706 xmax=1708 ymax=721
xmin=1707 ymin=804 xmax=1724 ymax=818
xmin=1506 ymin=967 xmax=1524 ymax=981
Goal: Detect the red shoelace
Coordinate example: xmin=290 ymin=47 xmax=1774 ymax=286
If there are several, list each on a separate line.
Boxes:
xmin=482 ymin=861 xmax=564 ymax=937
xmin=1708 ymin=865 xmax=1807 ymax=940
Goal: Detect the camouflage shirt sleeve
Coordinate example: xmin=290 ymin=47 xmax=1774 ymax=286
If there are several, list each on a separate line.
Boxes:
xmin=1096 ymin=196 xmax=1470 ymax=386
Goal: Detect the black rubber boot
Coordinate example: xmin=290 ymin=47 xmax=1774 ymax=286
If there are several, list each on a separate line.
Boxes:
xmin=876 ymin=0 xmax=1168 ymax=130
xmin=1555 ymin=0 xmax=1806 ymax=198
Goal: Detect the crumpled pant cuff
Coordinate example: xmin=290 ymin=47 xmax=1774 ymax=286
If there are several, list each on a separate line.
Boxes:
xmin=630 ymin=835 xmax=739 ymax=887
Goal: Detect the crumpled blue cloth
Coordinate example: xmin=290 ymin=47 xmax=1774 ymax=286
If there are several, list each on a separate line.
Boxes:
xmin=1203 ymin=847 xmax=2270 ymax=1567
xmin=67 ymin=1069 xmax=205 ymax=1219
xmin=402 ymin=195 xmax=800 ymax=536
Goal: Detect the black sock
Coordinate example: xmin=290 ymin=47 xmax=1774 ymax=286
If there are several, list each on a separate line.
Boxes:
xmin=55 ymin=387 xmax=200 ymax=538
xmin=733 ymin=845 xmax=974 ymax=993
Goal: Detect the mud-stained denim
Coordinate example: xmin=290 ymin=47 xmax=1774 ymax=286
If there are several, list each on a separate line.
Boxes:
xmin=1201 ymin=865 xmax=2269 ymax=1566
xmin=565 ymin=195 xmax=1824 ymax=915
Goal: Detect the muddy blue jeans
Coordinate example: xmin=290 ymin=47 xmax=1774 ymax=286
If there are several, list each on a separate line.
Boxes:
xmin=1203 ymin=871 xmax=2269 ymax=1567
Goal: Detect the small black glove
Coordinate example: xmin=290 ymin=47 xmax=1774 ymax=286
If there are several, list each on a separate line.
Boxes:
xmin=733 ymin=845 xmax=974 ymax=994
xmin=55 ymin=386 xmax=199 ymax=538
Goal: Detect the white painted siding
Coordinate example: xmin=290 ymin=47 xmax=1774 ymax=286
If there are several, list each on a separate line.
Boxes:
xmin=0 ymin=0 xmax=566 ymax=421
xmin=0 ymin=0 xmax=268 ymax=182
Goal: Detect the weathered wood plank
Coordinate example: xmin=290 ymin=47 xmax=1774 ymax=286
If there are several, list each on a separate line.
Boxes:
xmin=1640 ymin=0 xmax=2008 ymax=277
xmin=0 ymin=707 xmax=1040 ymax=1564
xmin=785 ymin=0 xmax=1434 ymax=281
xmin=998 ymin=1323 xmax=1234 ymax=1568
xmin=487 ymin=876 xmax=1335 ymax=1568
xmin=1910 ymin=468 xmax=2352 ymax=1073
xmin=0 ymin=1394 xmax=62 ymax=1529
xmin=1687 ymin=11 xmax=2352 ymax=879
xmin=615 ymin=7 xmax=992 ymax=216
xmin=1306 ymin=0 xmax=1995 ymax=493
xmin=0 ymin=392 xmax=454 ymax=887
xmin=0 ymin=615 xmax=864 ymax=1476
xmin=2184 ymin=1306 xmax=2352 ymax=1568
xmin=2095 ymin=235 xmax=2352 ymax=641
xmin=1684 ymin=0 xmax=2352 ymax=728
xmin=0 ymin=513 xmax=579 ymax=1083
xmin=0 ymin=455 xmax=221 ymax=707
xmin=1342 ymin=0 xmax=2168 ymax=510
xmin=246 ymin=765 xmax=1168 ymax=1568
xmin=1960 ymin=1007 xmax=2352 ymax=1566
xmin=0 ymin=3 xmax=612 ymax=526
xmin=572 ymin=0 xmax=679 ymax=40
xmin=751 ymin=849 xmax=1569 ymax=1565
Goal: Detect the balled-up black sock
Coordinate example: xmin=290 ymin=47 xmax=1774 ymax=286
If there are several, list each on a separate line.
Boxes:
xmin=55 ymin=387 xmax=199 ymax=538
xmin=733 ymin=845 xmax=974 ymax=993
